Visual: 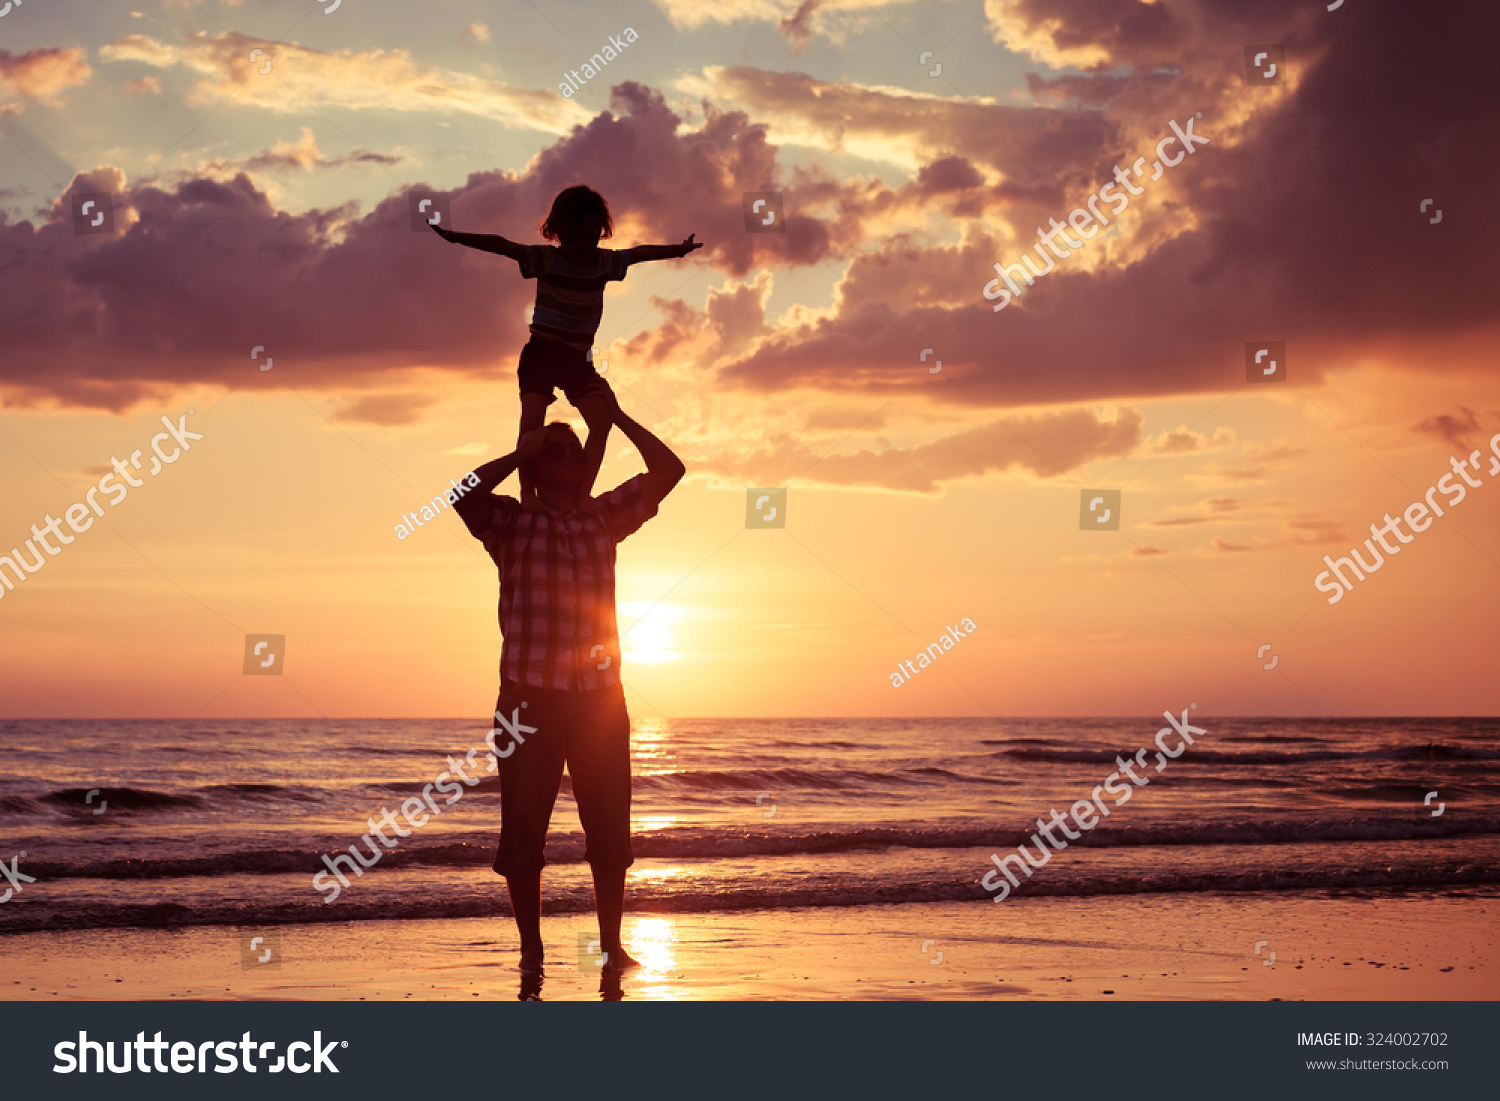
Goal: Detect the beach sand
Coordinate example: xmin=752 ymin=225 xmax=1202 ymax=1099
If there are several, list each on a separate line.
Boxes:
xmin=4 ymin=890 xmax=1494 ymax=1001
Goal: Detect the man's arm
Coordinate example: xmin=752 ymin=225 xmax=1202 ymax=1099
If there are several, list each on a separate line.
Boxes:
xmin=430 ymin=223 xmax=526 ymax=263
xmin=577 ymin=379 xmax=614 ymax=500
xmin=453 ymin=430 xmax=546 ymax=534
xmin=468 ymin=451 xmax=522 ymax=496
xmin=610 ymin=395 xmax=686 ymax=502
xmin=624 ymin=234 xmax=703 ymax=266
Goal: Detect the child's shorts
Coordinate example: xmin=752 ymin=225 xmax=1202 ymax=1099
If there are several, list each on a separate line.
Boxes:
xmin=517 ymin=335 xmax=601 ymax=408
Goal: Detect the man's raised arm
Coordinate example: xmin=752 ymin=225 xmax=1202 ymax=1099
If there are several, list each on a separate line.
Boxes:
xmin=611 ymin=399 xmax=686 ymax=503
xmin=454 ymin=431 xmax=547 ymax=534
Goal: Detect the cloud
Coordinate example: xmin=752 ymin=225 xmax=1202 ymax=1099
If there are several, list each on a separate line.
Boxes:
xmin=698 ymin=406 xmax=1142 ymax=492
xmin=685 ymin=2 xmax=1500 ymax=411
xmin=1142 ymin=425 xmax=1235 ymax=456
xmin=332 ymin=393 xmax=436 ymax=427
xmin=1145 ymin=498 xmax=1344 ymax=553
xmin=232 ymin=128 xmax=402 ymax=173
xmin=1200 ymin=441 xmax=1311 ymax=485
xmin=1146 ymin=496 xmax=1247 ymax=528
xmin=1187 ymin=511 xmax=1345 ymax=555
xmin=0 ymin=81 xmax=860 ymax=409
xmin=0 ymin=48 xmax=92 ymax=105
xmin=7 ymin=0 xmax=1500 ymax=422
xmin=462 ymin=24 xmax=492 ymax=44
xmin=123 ymin=76 xmax=161 ymax=95
xmin=684 ymin=64 xmax=1098 ymax=182
xmin=652 ymin=0 xmax=913 ymax=43
xmin=97 ymin=31 xmax=588 ymax=134
xmin=802 ymin=405 xmax=888 ymax=432
xmin=1414 ymin=406 xmax=1486 ymax=451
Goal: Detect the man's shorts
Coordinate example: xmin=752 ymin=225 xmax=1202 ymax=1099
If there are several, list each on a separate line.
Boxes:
xmin=489 ymin=680 xmax=633 ymax=877
xmin=516 ymin=335 xmax=601 ymax=408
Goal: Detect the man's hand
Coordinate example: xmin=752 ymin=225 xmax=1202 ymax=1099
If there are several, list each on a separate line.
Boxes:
xmin=430 ymin=223 xmax=456 ymax=242
xmin=612 ymin=404 xmax=686 ymax=503
xmin=677 ymin=233 xmax=703 ymax=257
xmin=579 ymin=378 xmax=618 ymax=430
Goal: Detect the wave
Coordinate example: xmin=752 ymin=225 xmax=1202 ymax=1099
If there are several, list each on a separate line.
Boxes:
xmin=632 ymin=768 xmax=922 ymax=792
xmin=37 ymin=787 xmax=203 ymax=812
xmin=2 ymin=784 xmax=336 ymax=818
xmin=995 ymin=743 xmax=1500 ymax=765
xmin=1 ymin=860 xmax=1494 ymax=935
xmin=17 ymin=815 xmax=1500 ymax=881
xmin=374 ymin=766 xmax=1019 ymax=797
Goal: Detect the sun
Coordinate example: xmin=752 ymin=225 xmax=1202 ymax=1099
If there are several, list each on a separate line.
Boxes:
xmin=623 ymin=619 xmax=678 ymax=664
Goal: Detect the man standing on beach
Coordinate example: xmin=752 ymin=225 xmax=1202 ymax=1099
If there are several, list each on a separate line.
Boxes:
xmin=454 ymin=384 xmax=685 ymax=974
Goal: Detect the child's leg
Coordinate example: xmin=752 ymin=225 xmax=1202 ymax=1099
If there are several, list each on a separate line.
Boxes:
xmin=518 ymin=393 xmax=549 ymax=502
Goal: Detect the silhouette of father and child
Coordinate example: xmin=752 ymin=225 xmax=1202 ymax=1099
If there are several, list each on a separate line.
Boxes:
xmin=431 ymin=186 xmax=701 ymax=978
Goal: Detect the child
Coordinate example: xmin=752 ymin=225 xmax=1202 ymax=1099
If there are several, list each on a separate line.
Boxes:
xmin=431 ymin=185 xmax=702 ymax=499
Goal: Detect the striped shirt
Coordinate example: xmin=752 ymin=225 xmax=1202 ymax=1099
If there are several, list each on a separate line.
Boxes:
xmin=455 ymin=475 xmax=661 ymax=690
xmin=518 ymin=244 xmax=630 ymax=350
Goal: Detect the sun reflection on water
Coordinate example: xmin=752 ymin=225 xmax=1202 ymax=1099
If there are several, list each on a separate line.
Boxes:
xmin=623 ymin=915 xmax=679 ymax=975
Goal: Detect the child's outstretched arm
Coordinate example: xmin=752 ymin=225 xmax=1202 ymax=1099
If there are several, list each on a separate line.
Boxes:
xmin=625 ymin=234 xmax=703 ymax=265
xmin=429 ymin=223 xmax=526 ymax=263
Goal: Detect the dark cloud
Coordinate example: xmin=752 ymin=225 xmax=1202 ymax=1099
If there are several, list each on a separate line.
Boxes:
xmin=1414 ymin=407 xmax=1486 ymax=451
xmin=3 ymin=1 xmax=1496 ymax=418
xmin=0 ymin=82 xmax=850 ymax=409
xmin=709 ymin=0 xmax=1500 ymax=405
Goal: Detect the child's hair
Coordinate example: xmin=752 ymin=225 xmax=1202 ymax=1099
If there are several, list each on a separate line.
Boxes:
xmin=539 ymin=185 xmax=613 ymax=242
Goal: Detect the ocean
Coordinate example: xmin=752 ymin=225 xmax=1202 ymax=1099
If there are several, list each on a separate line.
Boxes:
xmin=2 ymin=716 xmax=1497 ymax=937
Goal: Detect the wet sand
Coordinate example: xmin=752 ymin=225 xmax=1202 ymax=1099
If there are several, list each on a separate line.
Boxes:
xmin=4 ymin=891 xmax=1494 ymax=1001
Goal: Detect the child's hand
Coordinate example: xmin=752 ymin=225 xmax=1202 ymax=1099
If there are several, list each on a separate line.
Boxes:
xmin=678 ymin=233 xmax=703 ymax=257
xmin=430 ymin=223 xmax=456 ymax=242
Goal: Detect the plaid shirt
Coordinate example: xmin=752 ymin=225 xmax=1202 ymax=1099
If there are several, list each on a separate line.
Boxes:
xmin=456 ymin=476 xmax=660 ymax=690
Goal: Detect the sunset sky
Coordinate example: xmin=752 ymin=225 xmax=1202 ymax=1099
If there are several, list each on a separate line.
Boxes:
xmin=1 ymin=0 xmax=1497 ymax=719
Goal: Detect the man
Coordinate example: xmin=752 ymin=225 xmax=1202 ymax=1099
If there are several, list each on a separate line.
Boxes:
xmin=455 ymin=383 xmax=685 ymax=974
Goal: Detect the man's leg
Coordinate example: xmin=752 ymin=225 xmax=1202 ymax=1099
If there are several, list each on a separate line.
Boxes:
xmin=568 ymin=684 xmax=638 ymax=969
xmin=590 ymin=865 xmax=628 ymax=965
xmin=492 ymin=689 xmax=564 ymax=969
xmin=506 ymin=873 xmax=544 ymax=970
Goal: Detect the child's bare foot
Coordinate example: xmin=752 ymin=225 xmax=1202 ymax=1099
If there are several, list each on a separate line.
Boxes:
xmin=519 ymin=945 xmax=545 ymax=974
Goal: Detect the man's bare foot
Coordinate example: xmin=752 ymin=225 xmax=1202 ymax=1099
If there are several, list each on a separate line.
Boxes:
xmin=519 ymin=945 xmax=545 ymax=974
xmin=600 ymin=948 xmax=640 ymax=973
